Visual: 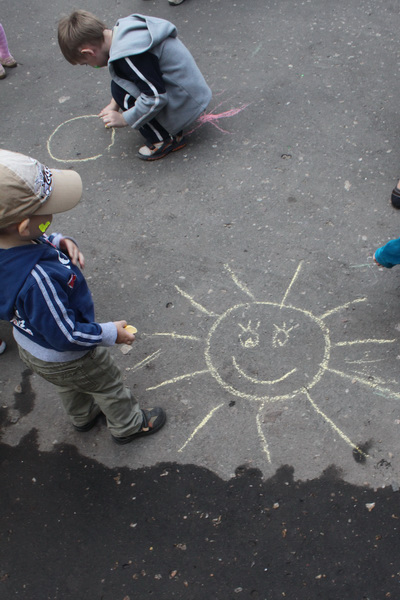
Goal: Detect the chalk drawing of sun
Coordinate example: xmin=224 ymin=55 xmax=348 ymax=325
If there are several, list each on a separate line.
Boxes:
xmin=139 ymin=261 xmax=399 ymax=464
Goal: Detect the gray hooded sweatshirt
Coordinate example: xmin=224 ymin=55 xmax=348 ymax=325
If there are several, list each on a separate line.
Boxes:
xmin=108 ymin=14 xmax=212 ymax=135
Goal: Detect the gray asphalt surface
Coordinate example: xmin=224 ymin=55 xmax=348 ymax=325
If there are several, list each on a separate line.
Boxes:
xmin=2 ymin=0 xmax=400 ymax=484
xmin=1 ymin=1 xmax=400 ymax=597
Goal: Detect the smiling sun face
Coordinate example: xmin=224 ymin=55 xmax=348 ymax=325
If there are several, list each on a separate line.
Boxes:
xmin=142 ymin=261 xmax=399 ymax=464
xmin=205 ymin=301 xmax=330 ymax=401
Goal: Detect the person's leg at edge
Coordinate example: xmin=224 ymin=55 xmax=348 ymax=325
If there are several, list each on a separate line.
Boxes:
xmin=0 ymin=23 xmax=17 ymax=67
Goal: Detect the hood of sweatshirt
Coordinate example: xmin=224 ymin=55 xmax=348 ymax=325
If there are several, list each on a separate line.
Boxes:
xmin=109 ymin=14 xmax=177 ymax=61
xmin=0 ymin=241 xmax=49 ymax=320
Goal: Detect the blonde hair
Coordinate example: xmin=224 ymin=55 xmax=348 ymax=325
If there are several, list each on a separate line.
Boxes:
xmin=58 ymin=10 xmax=106 ymax=64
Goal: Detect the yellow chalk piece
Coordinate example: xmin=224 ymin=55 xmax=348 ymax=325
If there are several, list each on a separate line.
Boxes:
xmin=39 ymin=221 xmax=51 ymax=233
xmin=124 ymin=325 xmax=137 ymax=334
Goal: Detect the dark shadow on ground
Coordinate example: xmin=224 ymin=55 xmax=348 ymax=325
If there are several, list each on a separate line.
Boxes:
xmin=0 ymin=430 xmax=399 ymax=599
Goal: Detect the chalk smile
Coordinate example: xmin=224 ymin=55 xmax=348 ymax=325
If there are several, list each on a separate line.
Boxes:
xmin=232 ymin=356 xmax=297 ymax=385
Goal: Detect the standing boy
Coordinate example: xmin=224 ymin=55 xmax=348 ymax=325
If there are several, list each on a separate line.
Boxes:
xmin=58 ymin=11 xmax=211 ymax=160
xmin=0 ymin=149 xmax=166 ymax=443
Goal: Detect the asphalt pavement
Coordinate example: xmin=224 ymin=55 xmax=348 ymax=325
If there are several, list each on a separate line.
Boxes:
xmin=1 ymin=0 xmax=400 ymax=598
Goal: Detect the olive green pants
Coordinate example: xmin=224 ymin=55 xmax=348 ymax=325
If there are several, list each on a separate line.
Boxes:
xmin=18 ymin=345 xmax=143 ymax=438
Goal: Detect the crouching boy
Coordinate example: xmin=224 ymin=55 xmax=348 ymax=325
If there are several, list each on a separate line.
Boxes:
xmin=58 ymin=11 xmax=212 ymax=160
xmin=0 ymin=149 xmax=166 ymax=443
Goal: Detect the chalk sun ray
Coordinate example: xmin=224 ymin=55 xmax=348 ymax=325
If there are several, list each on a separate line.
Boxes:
xmin=178 ymin=403 xmax=224 ymax=452
xmin=131 ymin=350 xmax=161 ymax=373
xmin=256 ymin=407 xmax=272 ymax=463
xmin=348 ymin=370 xmax=394 ymax=388
xmin=334 ymin=339 xmax=396 ymax=347
xmin=145 ymin=332 xmax=202 ymax=341
xmin=319 ymin=298 xmax=366 ymax=320
xmin=175 ymin=285 xmax=218 ymax=317
xmin=146 ymin=369 xmax=209 ymax=391
xmin=302 ymin=389 xmax=367 ymax=457
xmin=325 ymin=367 xmax=400 ymax=400
xmin=280 ymin=261 xmax=303 ymax=308
xmin=345 ymin=358 xmax=385 ymax=365
xmin=224 ymin=264 xmax=255 ymax=300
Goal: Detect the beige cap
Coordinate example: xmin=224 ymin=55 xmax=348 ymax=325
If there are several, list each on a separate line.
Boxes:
xmin=0 ymin=149 xmax=82 ymax=229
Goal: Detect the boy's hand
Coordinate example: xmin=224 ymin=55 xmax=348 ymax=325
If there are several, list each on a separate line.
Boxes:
xmin=373 ymin=256 xmax=382 ymax=267
xmin=99 ymin=100 xmax=127 ymax=129
xmin=114 ymin=320 xmax=136 ymax=345
xmin=373 ymin=253 xmax=386 ymax=268
xmin=59 ymin=237 xmax=85 ymax=269
xmin=100 ymin=109 xmax=128 ymax=129
xmin=99 ymin=99 xmax=120 ymax=116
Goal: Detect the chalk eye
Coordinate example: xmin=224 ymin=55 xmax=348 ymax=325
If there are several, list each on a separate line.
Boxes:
xmin=238 ymin=320 xmax=260 ymax=349
xmin=272 ymin=322 xmax=294 ymax=348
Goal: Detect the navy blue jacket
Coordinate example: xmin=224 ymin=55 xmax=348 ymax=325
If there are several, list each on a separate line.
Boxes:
xmin=0 ymin=234 xmax=116 ymax=361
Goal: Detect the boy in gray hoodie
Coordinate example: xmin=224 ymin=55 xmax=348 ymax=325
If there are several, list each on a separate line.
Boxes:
xmin=58 ymin=11 xmax=211 ymax=160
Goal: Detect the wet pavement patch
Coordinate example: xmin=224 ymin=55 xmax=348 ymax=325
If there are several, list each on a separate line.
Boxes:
xmin=12 ymin=369 xmax=35 ymax=418
xmin=1 ymin=430 xmax=399 ymax=599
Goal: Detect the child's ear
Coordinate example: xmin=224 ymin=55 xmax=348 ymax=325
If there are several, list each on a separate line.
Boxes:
xmin=17 ymin=218 xmax=31 ymax=238
xmin=80 ymin=48 xmax=96 ymax=57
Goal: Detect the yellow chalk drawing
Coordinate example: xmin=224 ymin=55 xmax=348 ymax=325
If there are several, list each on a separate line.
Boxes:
xmin=47 ymin=115 xmax=115 ymax=163
xmin=147 ymin=370 xmax=209 ymax=391
xmin=178 ymin=403 xmax=224 ymax=452
xmin=224 ymin=263 xmax=255 ymax=300
xmin=204 ymin=299 xmax=331 ymax=402
xmin=144 ymin=262 xmax=399 ymax=464
xmin=335 ymin=339 xmax=396 ymax=346
xmin=319 ymin=298 xmax=366 ymax=320
xmin=302 ymin=389 xmax=367 ymax=458
xmin=256 ymin=410 xmax=271 ymax=463
xmin=325 ymin=367 xmax=400 ymax=400
xmin=174 ymin=285 xmax=218 ymax=317
xmin=232 ymin=357 xmax=297 ymax=385
xmin=345 ymin=358 xmax=385 ymax=365
xmin=146 ymin=333 xmax=202 ymax=341
xmin=131 ymin=350 xmax=161 ymax=373
xmin=280 ymin=261 xmax=302 ymax=308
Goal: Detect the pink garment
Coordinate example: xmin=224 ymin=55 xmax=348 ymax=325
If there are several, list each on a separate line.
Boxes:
xmin=0 ymin=23 xmax=12 ymax=60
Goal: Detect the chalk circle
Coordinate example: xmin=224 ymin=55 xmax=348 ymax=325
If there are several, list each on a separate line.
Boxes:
xmin=205 ymin=301 xmax=330 ymax=402
xmin=47 ymin=114 xmax=115 ymax=163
